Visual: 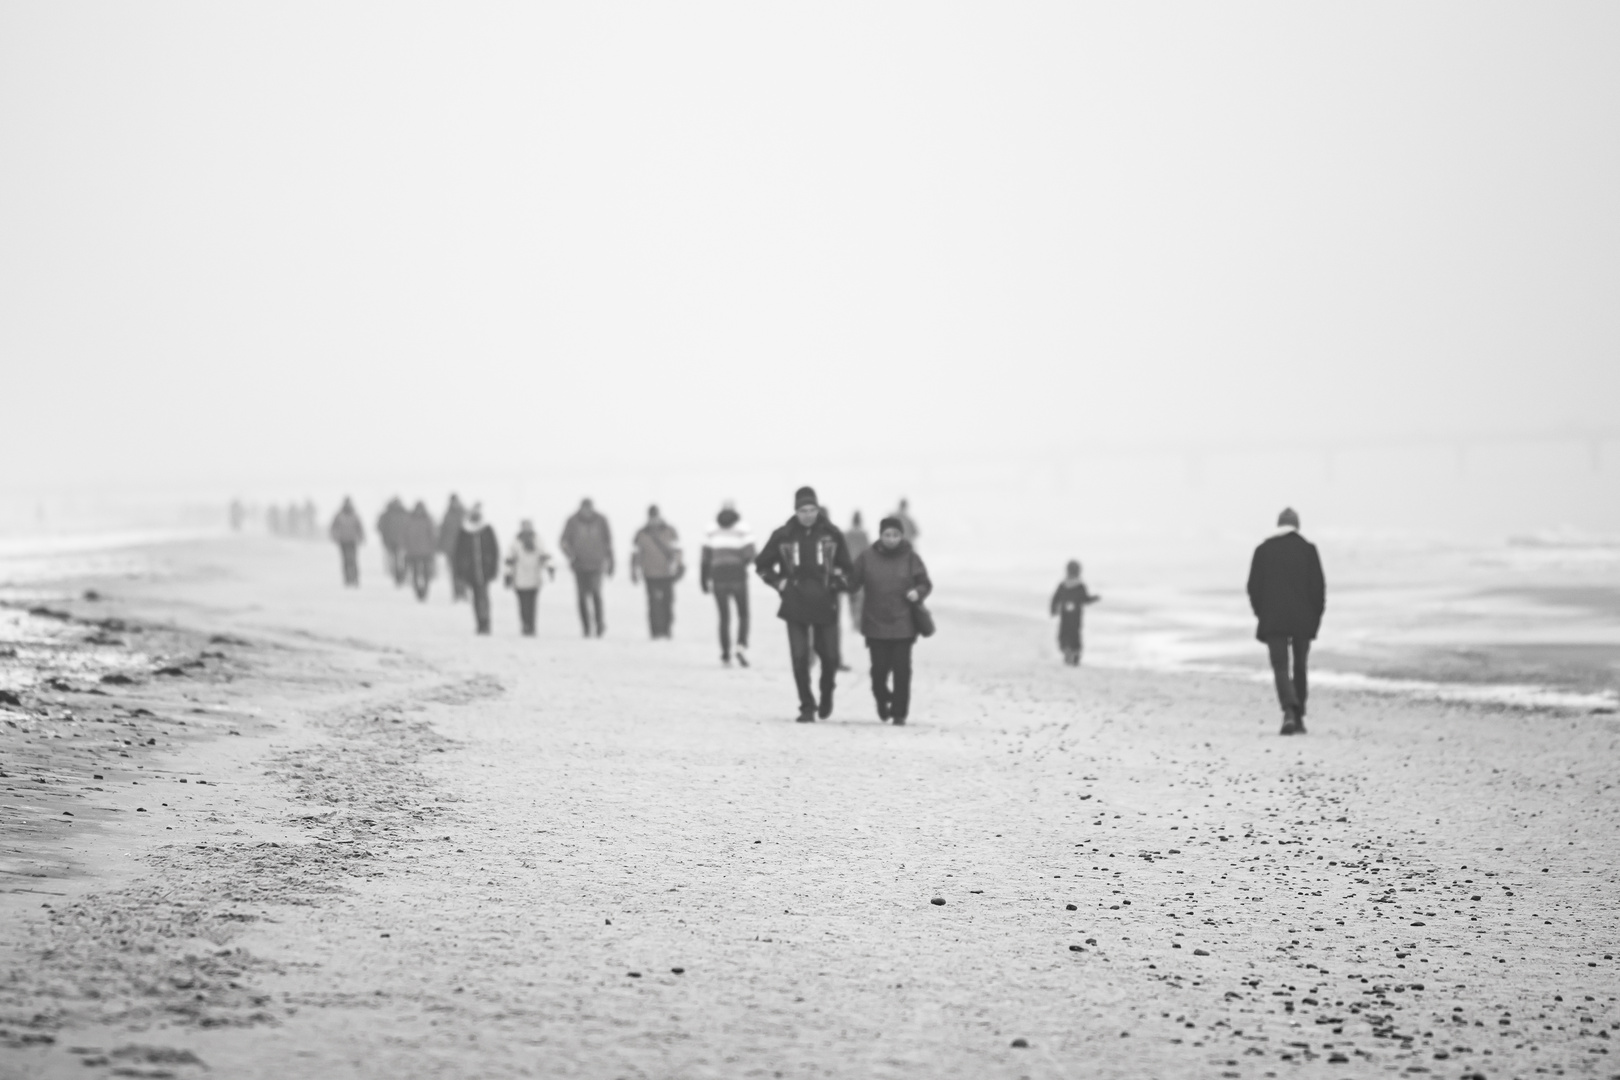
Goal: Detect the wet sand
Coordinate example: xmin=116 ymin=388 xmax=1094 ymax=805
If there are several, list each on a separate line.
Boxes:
xmin=2 ymin=537 xmax=1617 ymax=1079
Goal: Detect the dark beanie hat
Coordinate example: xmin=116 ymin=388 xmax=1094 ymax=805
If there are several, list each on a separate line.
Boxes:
xmin=716 ymin=507 xmax=739 ymax=528
xmin=1277 ymin=507 xmax=1300 ymax=528
xmin=1066 ymin=559 xmax=1081 ymax=575
xmin=794 ymin=486 xmax=818 ymax=509
xmin=879 ymin=516 xmax=904 ymax=534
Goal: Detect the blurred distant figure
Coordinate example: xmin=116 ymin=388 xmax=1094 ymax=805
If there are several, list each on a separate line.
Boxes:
xmin=755 ymin=486 xmax=853 ymax=723
xmin=630 ymin=506 xmax=683 ymax=639
xmin=229 ymin=499 xmax=245 ymax=532
xmin=1050 ymin=560 xmax=1101 ymax=666
xmin=402 ymin=501 xmax=438 ymax=601
xmin=890 ymin=498 xmax=919 ymax=545
xmin=848 ymin=516 xmax=931 ymax=725
xmin=701 ymin=502 xmax=756 ymax=666
xmin=328 ymin=498 xmax=365 ymax=587
xmin=301 ymin=499 xmax=318 ymax=537
xmin=267 ymin=505 xmax=284 ymax=536
xmin=560 ymin=499 xmax=614 ymax=637
xmin=453 ymin=503 xmax=500 ymax=635
xmin=1247 ymin=507 xmax=1326 ymax=736
xmin=377 ymin=498 xmax=408 ymax=586
xmin=844 ymin=511 xmax=871 ymax=631
xmin=504 ymin=519 xmax=554 ymax=636
xmin=439 ymin=494 xmax=467 ymax=601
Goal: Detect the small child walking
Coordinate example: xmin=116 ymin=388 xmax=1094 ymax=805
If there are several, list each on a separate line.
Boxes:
xmin=1050 ymin=559 xmax=1101 ymax=666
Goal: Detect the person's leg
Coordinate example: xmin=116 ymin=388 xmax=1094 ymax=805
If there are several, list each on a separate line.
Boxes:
xmin=655 ymin=579 xmax=674 ymax=637
xmin=1267 ymin=637 xmax=1300 ymax=724
xmin=714 ymin=590 xmax=732 ymax=660
xmin=573 ymin=571 xmax=592 ymax=635
xmin=472 ymin=583 xmax=491 ymax=634
xmin=1293 ymin=637 xmax=1310 ymax=721
xmin=813 ymin=622 xmax=839 ymax=718
xmin=735 ymin=586 xmax=750 ymax=650
xmin=891 ymin=639 xmax=914 ymax=723
xmin=587 ymin=573 xmax=605 ymax=635
xmin=341 ymin=543 xmax=358 ymax=585
xmin=867 ymin=638 xmax=894 ymax=720
xmin=518 ymin=588 xmax=537 ymax=634
xmin=644 ymin=582 xmax=658 ymax=638
xmin=786 ymin=621 xmax=815 ymax=718
xmin=849 ymin=588 xmax=863 ymax=631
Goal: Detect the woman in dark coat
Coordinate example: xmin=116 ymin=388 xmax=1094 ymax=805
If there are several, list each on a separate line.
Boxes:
xmin=846 ymin=516 xmax=931 ymax=725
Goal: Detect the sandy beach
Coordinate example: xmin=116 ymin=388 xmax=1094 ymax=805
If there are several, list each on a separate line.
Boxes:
xmin=2 ymin=536 xmax=1617 ymax=1080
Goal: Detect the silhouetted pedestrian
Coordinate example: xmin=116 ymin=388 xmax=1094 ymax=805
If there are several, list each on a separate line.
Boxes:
xmin=328 ymin=497 xmax=365 ymax=587
xmin=439 ymin=495 xmax=467 ymax=601
xmin=1050 ymin=560 xmax=1101 ymax=666
xmin=504 ymin=519 xmax=554 ymax=636
xmin=848 ymin=516 xmax=931 ymax=724
xmin=701 ymin=502 xmax=755 ymax=666
xmin=630 ymin=506 xmax=682 ymax=638
xmin=890 ymin=498 xmax=919 ymax=545
xmin=560 ymin=499 xmax=613 ymax=636
xmin=755 ymin=486 xmax=853 ymax=723
xmin=402 ymin=501 xmax=438 ymax=600
xmin=453 ymin=503 xmax=500 ymax=635
xmin=378 ymin=497 xmax=408 ymax=585
xmin=1247 ymin=507 xmax=1326 ymax=735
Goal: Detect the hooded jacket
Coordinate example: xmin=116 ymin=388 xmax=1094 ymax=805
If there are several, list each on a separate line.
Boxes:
xmin=754 ymin=512 xmax=852 ymax=626
xmin=701 ymin=518 xmax=756 ymax=592
xmin=453 ymin=521 xmax=501 ymax=588
xmin=560 ymin=509 xmax=614 ymax=573
xmin=847 ymin=538 xmax=932 ymax=639
xmin=505 ymin=533 xmax=552 ymax=589
xmin=1246 ymin=529 xmax=1326 ymax=641
xmin=402 ymin=505 xmax=438 ymax=559
xmin=329 ymin=506 xmax=365 ymax=545
xmin=377 ymin=499 xmax=408 ymax=551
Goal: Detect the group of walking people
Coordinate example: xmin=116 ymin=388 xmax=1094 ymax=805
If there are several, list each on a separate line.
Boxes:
xmin=328 ymin=488 xmax=1326 ymax=735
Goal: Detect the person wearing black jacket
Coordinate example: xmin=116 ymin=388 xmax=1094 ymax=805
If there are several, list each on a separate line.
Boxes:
xmin=754 ymin=486 xmax=853 ymax=722
xmin=1246 ymin=507 xmax=1326 ymax=735
xmin=453 ymin=503 xmax=501 ymax=635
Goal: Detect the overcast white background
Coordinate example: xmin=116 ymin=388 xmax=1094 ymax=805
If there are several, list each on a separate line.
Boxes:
xmin=2 ymin=3 xmax=1617 ymax=541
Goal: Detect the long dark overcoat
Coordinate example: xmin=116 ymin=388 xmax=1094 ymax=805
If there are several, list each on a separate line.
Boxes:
xmin=1246 ymin=531 xmax=1326 ymax=641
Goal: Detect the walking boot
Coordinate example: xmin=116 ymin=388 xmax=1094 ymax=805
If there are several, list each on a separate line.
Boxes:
xmin=1279 ymin=707 xmax=1303 ymax=735
xmin=736 ymin=647 xmax=749 ymax=668
xmin=796 ymin=708 xmax=815 ymax=723
xmin=818 ymin=687 xmax=835 ymax=720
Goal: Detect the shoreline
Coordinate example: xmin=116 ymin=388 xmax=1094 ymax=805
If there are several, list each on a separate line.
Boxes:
xmin=0 ymin=537 xmax=1617 ymax=1078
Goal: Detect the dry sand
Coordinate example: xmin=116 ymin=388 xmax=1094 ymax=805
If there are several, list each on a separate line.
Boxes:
xmin=1 ymin=537 xmax=1617 ymax=1079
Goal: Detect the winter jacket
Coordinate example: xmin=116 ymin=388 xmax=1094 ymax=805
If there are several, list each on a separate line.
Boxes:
xmin=453 ymin=524 xmax=501 ymax=589
xmin=377 ymin=500 xmax=407 ymax=551
xmin=847 ymin=539 xmax=932 ymax=640
xmin=329 ymin=508 xmax=365 ymax=545
xmin=701 ymin=522 xmax=756 ymax=592
xmin=1246 ymin=529 xmax=1326 ymax=642
xmin=754 ymin=513 xmax=853 ymax=626
xmin=630 ymin=522 xmax=682 ymax=581
xmin=438 ymin=500 xmax=465 ymax=556
xmin=560 ymin=510 xmax=614 ymax=573
xmin=1050 ymin=581 xmax=1099 ymax=622
xmin=402 ymin=507 xmax=438 ymax=559
xmin=505 ymin=535 xmax=552 ymax=589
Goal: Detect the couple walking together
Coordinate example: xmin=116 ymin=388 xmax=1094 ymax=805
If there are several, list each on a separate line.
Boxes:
xmin=755 ymin=486 xmax=932 ymax=725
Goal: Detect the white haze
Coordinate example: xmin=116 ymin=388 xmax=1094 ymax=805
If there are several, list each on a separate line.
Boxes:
xmin=2 ymin=3 xmax=1618 ymax=548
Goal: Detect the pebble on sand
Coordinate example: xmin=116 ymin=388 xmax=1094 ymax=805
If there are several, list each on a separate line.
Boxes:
xmin=1010 ymin=1038 xmax=1028 ymax=1048
xmin=930 ymin=897 xmax=946 ymax=906
xmin=1193 ymin=948 xmax=1209 ymax=956
xmin=1065 ymin=903 xmax=1077 ymax=910
xmin=671 ymin=967 xmax=685 ymax=975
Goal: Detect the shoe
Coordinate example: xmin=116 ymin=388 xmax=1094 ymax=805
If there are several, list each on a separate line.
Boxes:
xmin=877 ymin=700 xmax=891 ymax=722
xmin=735 ymin=647 xmax=749 ymax=668
xmin=797 ymin=709 xmax=816 ymax=723
xmin=818 ymin=688 xmax=834 ymax=720
xmin=892 ymin=716 xmax=906 ymax=726
xmin=1279 ymin=708 xmax=1303 ymax=735
xmin=722 ymin=655 xmax=731 ymax=666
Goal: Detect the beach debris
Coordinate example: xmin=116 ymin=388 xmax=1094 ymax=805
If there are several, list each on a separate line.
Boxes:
xmin=1010 ymin=1038 xmax=1028 ymax=1048
xmin=100 ymin=673 xmax=136 ymax=685
xmin=0 ymin=689 xmax=23 ymax=707
xmin=671 ymin=967 xmax=684 ymax=974
xmin=1065 ymin=903 xmax=1077 ymax=910
xmin=930 ymin=897 xmax=946 ymax=906
xmin=82 ymin=590 xmax=101 ymax=601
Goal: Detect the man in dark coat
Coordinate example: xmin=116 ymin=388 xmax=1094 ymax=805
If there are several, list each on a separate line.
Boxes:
xmin=439 ymin=494 xmax=468 ymax=601
xmin=377 ymin=498 xmax=409 ymax=586
xmin=630 ymin=505 xmax=682 ymax=639
xmin=559 ymin=498 xmax=614 ymax=637
xmin=1246 ymin=507 xmax=1326 ymax=735
xmin=402 ymin=501 xmax=438 ymax=601
xmin=453 ymin=503 xmax=501 ymax=635
xmin=754 ymin=486 xmax=853 ymax=723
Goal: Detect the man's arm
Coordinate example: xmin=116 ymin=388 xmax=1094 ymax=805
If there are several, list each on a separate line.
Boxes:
xmin=1309 ymin=546 xmax=1326 ymax=619
xmin=909 ymin=553 xmax=932 ymax=603
xmin=1246 ymin=548 xmax=1263 ymax=616
xmin=754 ymin=529 xmax=782 ymax=589
xmin=700 ymin=545 xmax=713 ymax=593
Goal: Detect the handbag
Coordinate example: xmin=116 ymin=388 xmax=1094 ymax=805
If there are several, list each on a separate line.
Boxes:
xmin=910 ymin=599 xmax=936 ymax=638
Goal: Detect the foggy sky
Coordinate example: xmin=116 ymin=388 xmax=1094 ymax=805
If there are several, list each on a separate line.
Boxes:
xmin=3 ymin=3 xmax=1618 ymax=492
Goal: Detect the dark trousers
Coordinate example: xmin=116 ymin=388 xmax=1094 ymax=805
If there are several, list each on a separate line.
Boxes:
xmin=388 ymin=547 xmax=408 ymax=586
xmin=786 ymin=620 xmax=838 ymax=714
xmin=644 ymin=578 xmax=675 ymax=638
xmin=516 ymin=588 xmax=538 ymax=635
xmin=868 ymin=637 xmax=915 ymax=720
xmin=409 ymin=556 xmax=433 ymax=600
xmin=470 ymin=582 xmax=491 ymax=634
xmin=574 ymin=569 xmax=604 ymax=636
xmin=339 ymin=542 xmax=359 ymax=586
xmin=1266 ymin=636 xmax=1310 ymax=716
xmin=714 ymin=585 xmax=749 ymax=658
